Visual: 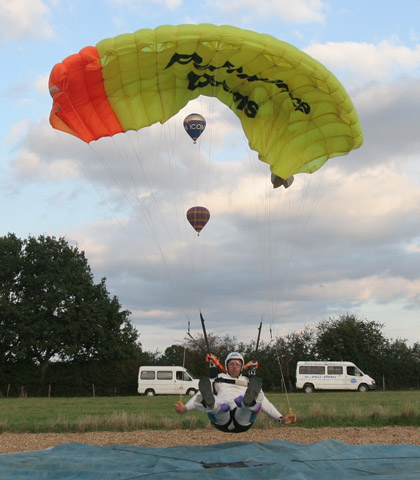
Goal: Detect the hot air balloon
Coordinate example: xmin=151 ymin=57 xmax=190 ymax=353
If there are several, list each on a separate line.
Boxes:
xmin=183 ymin=113 xmax=206 ymax=143
xmin=186 ymin=206 xmax=210 ymax=235
xmin=49 ymin=24 xmax=362 ymax=180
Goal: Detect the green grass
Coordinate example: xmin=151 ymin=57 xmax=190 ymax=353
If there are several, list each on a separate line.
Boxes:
xmin=0 ymin=391 xmax=419 ymax=433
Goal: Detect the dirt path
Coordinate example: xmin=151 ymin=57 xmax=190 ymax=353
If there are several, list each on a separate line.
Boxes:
xmin=1 ymin=426 xmax=420 ymax=454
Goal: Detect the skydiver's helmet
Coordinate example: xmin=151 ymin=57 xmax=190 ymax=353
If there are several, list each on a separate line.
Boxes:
xmin=225 ymin=352 xmax=244 ymax=372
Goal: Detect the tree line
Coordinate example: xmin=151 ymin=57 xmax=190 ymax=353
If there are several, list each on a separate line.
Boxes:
xmin=156 ymin=313 xmax=420 ymax=392
xmin=1 ymin=234 xmax=419 ymax=396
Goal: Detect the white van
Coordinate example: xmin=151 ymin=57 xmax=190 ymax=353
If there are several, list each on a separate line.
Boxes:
xmin=296 ymin=361 xmax=376 ymax=393
xmin=138 ymin=366 xmax=200 ymax=396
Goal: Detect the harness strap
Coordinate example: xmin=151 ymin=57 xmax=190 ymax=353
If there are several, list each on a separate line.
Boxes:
xmin=214 ymin=377 xmax=249 ymax=387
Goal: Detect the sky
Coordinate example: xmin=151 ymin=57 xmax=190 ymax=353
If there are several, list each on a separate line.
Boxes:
xmin=1 ymin=0 xmax=420 ymax=354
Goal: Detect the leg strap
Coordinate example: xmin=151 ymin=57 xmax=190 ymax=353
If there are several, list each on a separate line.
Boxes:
xmin=208 ymin=408 xmax=254 ymax=434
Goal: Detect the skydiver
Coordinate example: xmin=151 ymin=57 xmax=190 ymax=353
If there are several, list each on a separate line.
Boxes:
xmin=174 ymin=351 xmax=297 ymax=432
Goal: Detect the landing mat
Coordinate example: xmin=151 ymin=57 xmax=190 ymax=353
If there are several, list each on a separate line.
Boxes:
xmin=1 ymin=439 xmax=420 ymax=479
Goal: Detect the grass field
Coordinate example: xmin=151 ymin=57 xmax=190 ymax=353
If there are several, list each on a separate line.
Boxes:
xmin=1 ymin=390 xmax=420 ymax=433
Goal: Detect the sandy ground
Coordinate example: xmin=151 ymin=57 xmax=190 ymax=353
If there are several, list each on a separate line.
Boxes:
xmin=1 ymin=427 xmax=420 ymax=454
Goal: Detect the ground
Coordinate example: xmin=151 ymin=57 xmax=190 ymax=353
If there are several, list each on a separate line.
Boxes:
xmin=1 ymin=427 xmax=420 ymax=454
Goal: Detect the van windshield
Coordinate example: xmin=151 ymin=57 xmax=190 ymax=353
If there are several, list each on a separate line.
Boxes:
xmin=347 ymin=366 xmax=362 ymax=376
xmin=184 ymin=369 xmax=195 ymax=380
xmin=176 ymin=369 xmax=195 ymax=381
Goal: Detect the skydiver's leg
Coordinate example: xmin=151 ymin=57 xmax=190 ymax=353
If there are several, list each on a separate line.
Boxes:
xmin=233 ymin=376 xmax=263 ymax=428
xmin=232 ymin=402 xmax=262 ymax=428
xmin=197 ymin=378 xmax=231 ymax=426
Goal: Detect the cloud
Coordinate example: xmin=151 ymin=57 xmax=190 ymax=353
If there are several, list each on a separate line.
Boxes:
xmin=110 ymin=0 xmax=182 ymax=7
xmin=348 ymin=78 xmax=420 ymax=179
xmin=207 ymin=0 xmax=326 ymax=24
xmin=0 ymin=0 xmax=54 ymax=40
xmin=304 ymin=41 xmax=420 ymax=89
xmin=7 ymin=65 xmax=420 ymax=351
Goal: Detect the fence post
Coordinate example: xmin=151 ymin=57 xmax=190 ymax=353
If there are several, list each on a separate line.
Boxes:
xmin=48 ymin=384 xmax=52 ymax=398
xmin=6 ymin=384 xmax=10 ymax=398
xmin=92 ymin=384 xmax=95 ymax=397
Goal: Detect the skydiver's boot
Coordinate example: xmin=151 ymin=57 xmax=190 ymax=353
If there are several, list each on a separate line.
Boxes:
xmin=243 ymin=376 xmax=263 ymax=407
xmin=199 ymin=378 xmax=215 ymax=409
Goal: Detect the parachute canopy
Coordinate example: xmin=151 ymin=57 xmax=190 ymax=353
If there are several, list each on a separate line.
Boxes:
xmin=186 ymin=206 xmax=210 ymax=235
xmin=49 ymin=24 xmax=363 ymax=179
xmin=183 ymin=113 xmax=206 ymax=143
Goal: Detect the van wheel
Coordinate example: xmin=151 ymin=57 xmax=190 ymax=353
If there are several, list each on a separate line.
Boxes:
xmin=358 ymin=384 xmax=368 ymax=393
xmin=186 ymin=388 xmax=197 ymax=396
xmin=303 ymin=384 xmax=314 ymax=394
xmin=145 ymin=389 xmax=155 ymax=397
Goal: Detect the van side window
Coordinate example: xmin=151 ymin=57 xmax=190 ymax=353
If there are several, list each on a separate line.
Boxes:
xmin=140 ymin=371 xmax=155 ymax=380
xmin=299 ymin=366 xmax=325 ymax=374
xmin=327 ymin=366 xmax=343 ymax=375
xmin=157 ymin=371 xmax=173 ymax=380
xmin=347 ymin=366 xmax=362 ymax=376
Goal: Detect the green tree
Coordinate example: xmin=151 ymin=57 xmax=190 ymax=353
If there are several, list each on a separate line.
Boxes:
xmin=160 ymin=344 xmax=187 ymax=366
xmin=0 ymin=233 xmax=24 ymax=364
xmin=0 ymin=233 xmax=140 ymax=381
xmin=183 ymin=332 xmax=239 ymax=377
xmin=315 ymin=313 xmax=386 ymax=372
xmin=380 ymin=339 xmax=420 ymax=389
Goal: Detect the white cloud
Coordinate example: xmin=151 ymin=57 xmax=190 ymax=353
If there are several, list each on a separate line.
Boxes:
xmin=208 ymin=0 xmax=326 ymax=23
xmin=305 ymin=41 xmax=420 ymax=89
xmin=0 ymin=0 xmax=54 ymax=40
xmin=35 ymin=74 xmax=50 ymax=96
xmin=7 ymin=50 xmax=420 ymax=350
xmin=10 ymin=149 xmax=80 ymax=181
xmin=108 ymin=0 xmax=181 ymax=10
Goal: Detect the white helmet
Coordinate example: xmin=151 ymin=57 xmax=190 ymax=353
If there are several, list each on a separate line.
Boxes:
xmin=225 ymin=352 xmax=244 ymax=371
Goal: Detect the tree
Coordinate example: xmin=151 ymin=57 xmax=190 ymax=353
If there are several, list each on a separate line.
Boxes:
xmin=0 ymin=233 xmax=140 ymax=380
xmin=380 ymin=339 xmax=420 ymax=389
xmin=183 ymin=332 xmax=240 ymax=377
xmin=160 ymin=344 xmax=186 ymax=366
xmin=315 ymin=313 xmax=386 ymax=372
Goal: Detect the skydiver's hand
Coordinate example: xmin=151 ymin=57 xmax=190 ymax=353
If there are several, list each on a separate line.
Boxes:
xmin=174 ymin=401 xmax=187 ymax=414
xmin=282 ymin=413 xmax=297 ymax=424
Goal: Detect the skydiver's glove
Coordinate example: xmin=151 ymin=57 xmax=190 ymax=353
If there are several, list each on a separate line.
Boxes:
xmin=282 ymin=414 xmax=297 ymax=424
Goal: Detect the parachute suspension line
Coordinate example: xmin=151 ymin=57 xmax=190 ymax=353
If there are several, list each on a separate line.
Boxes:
xmin=54 ymin=132 xmax=158 ymax=275
xmin=175 ymin=337 xmax=191 ymax=409
xmin=56 ymin=131 xmax=191 ymax=333
xmin=194 ymin=95 xmax=219 ymax=312
xmin=158 ymin=117 xmax=202 ymax=306
xmin=114 ymin=125 xmax=193 ymax=324
xmin=246 ymin=147 xmax=285 ymax=328
xmin=56 ymin=95 xmax=167 ymax=255
xmin=187 ymin=108 xmax=209 ymax=313
xmin=268 ymin=171 xmax=327 ymax=342
xmin=177 ymin=342 xmax=188 ymax=404
xmin=273 ymin=341 xmax=294 ymax=416
xmin=137 ymin=125 xmax=198 ymax=323
xmin=111 ymin=132 xmax=171 ymax=255
xmin=165 ymin=120 xmax=200 ymax=299
xmin=268 ymin=180 xmax=311 ymax=338
xmin=183 ymin=95 xmax=217 ymax=315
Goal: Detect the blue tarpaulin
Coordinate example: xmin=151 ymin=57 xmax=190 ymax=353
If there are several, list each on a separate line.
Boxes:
xmin=1 ymin=440 xmax=420 ymax=479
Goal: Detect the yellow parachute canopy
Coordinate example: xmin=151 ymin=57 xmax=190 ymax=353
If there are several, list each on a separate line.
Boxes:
xmin=49 ymin=24 xmax=363 ymax=179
